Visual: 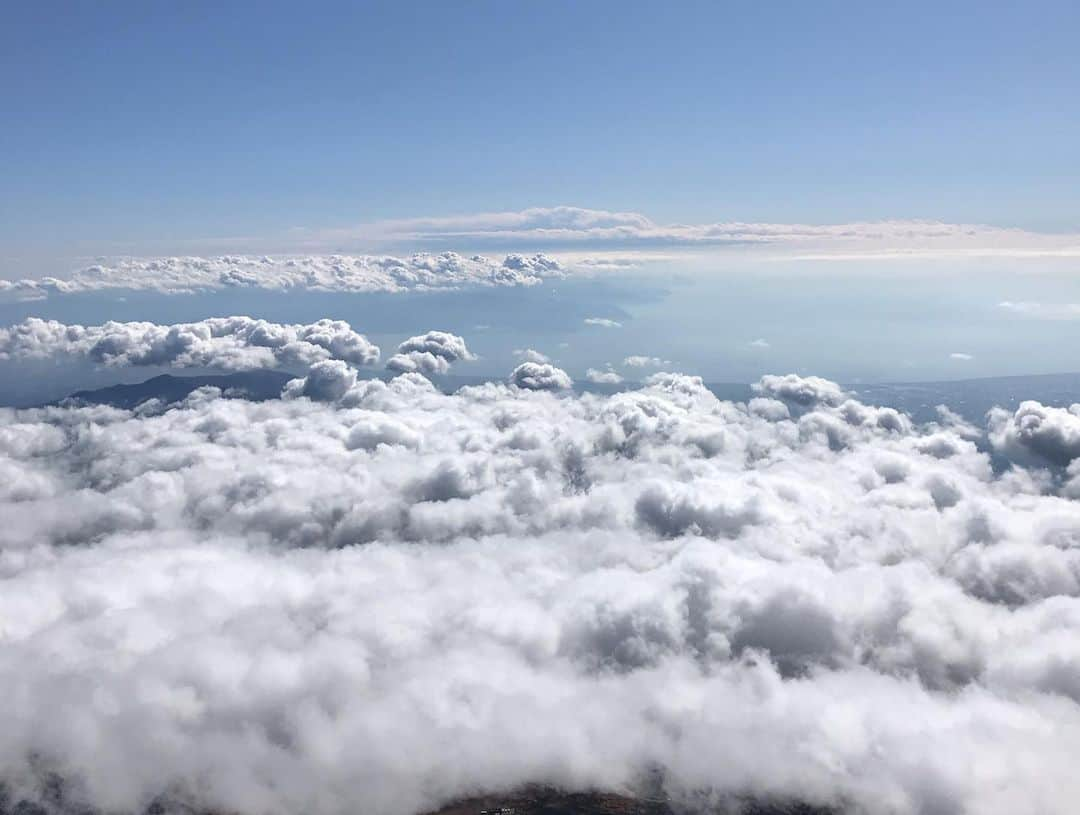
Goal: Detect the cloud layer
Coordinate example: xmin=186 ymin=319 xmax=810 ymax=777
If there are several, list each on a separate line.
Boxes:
xmin=584 ymin=367 xmax=623 ymax=385
xmin=8 ymin=208 xmax=1077 ymax=303
xmin=307 ymin=206 xmax=1080 ymax=259
xmin=0 ymin=253 xmax=566 ymax=302
xmin=0 ymin=317 xmax=381 ymax=371
xmin=3 ymin=347 xmax=1080 ymax=814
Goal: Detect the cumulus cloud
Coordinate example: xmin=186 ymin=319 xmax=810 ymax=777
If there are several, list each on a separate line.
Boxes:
xmin=989 ymin=400 xmax=1080 ymax=467
xmin=622 ymin=355 xmax=666 ymax=368
xmin=753 ymin=373 xmax=847 ymax=408
xmin=0 ymin=316 xmax=380 ymax=370
xmin=508 ymin=361 xmax=573 ymax=391
xmin=585 ymin=367 xmax=624 ymax=385
xmin=6 ymin=360 xmax=1080 ymax=815
xmin=385 ymin=331 xmax=475 ymax=376
xmin=0 ymin=252 xmax=567 ymax=302
xmin=283 ymin=359 xmax=358 ymax=402
xmin=950 ymin=352 xmax=974 ymax=361
xmin=513 ymin=348 xmax=551 ymax=364
xmin=584 ymin=317 xmax=622 ymax=328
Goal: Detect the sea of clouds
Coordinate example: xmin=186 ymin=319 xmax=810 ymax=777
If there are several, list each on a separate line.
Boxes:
xmin=4 ymin=317 xmax=1080 ymax=815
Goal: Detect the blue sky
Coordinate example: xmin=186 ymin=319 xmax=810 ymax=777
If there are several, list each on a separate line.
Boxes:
xmin=3 ymin=0 xmax=1079 ymax=257
xmin=3 ymin=1 xmax=1080 ymax=388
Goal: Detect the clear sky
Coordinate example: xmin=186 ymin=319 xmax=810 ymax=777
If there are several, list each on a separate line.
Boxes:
xmin=3 ymin=0 xmax=1079 ymax=257
xmin=3 ymin=1 xmax=1080 ymax=388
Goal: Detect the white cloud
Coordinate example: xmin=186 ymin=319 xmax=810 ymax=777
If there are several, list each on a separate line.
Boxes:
xmin=0 ymin=316 xmax=380 ymax=370
xmin=988 ymin=400 xmax=1080 ymax=467
xmin=622 ymin=355 xmax=666 ymax=368
xmin=0 ymin=252 xmax=567 ymax=302
xmin=748 ymin=339 xmax=770 ymax=349
xmin=513 ymin=348 xmax=551 ymax=364
xmin=295 ymin=205 xmax=1080 ymax=260
xmin=5 ymin=357 xmax=1080 ymax=814
xmin=585 ymin=367 xmax=624 ymax=385
xmin=508 ymin=361 xmax=573 ymax=391
xmin=385 ymin=331 xmax=475 ymax=376
xmin=8 ymin=210 xmax=1080 ymax=306
xmin=753 ymin=373 xmax=847 ymax=408
xmin=283 ymin=358 xmax=358 ymax=401
xmin=950 ymin=352 xmax=974 ymax=361
xmin=584 ymin=317 xmax=622 ymax=329
xmin=6 ymin=210 xmax=1080 ymax=305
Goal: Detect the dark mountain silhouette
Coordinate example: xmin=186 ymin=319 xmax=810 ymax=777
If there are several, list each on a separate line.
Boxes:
xmin=61 ymin=370 xmax=295 ymax=410
xmin=426 ymin=786 xmax=837 ymax=815
xmin=52 ymin=369 xmax=1080 ymax=426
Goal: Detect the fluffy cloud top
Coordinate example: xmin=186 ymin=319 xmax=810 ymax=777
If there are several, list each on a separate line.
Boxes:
xmin=5 ymin=357 xmax=1080 ymax=815
xmin=508 ymin=361 xmax=574 ymax=391
xmin=585 ymin=367 xmax=623 ymax=385
xmin=283 ymin=359 xmax=359 ymax=402
xmin=385 ymin=331 xmax=476 ymax=376
xmin=513 ymin=349 xmax=551 ymax=364
xmin=0 ymin=317 xmax=380 ymax=370
xmin=988 ymin=400 xmax=1080 ymax=467
xmin=752 ymin=373 xmax=847 ymax=408
xmin=0 ymin=252 xmax=566 ymax=302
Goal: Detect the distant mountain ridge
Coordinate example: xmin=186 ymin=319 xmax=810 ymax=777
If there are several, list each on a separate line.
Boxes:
xmin=61 ymin=370 xmax=295 ymax=409
xmin=425 ymin=786 xmax=834 ymax=815
xmin=54 ymin=369 xmax=1080 ymax=424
